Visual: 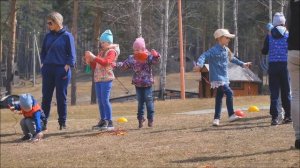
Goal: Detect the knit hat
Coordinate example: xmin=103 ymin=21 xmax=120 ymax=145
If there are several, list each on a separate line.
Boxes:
xmin=266 ymin=23 xmax=274 ymax=31
xmin=47 ymin=12 xmax=63 ymax=27
xmin=99 ymin=29 xmax=113 ymax=43
xmin=133 ymin=37 xmax=146 ymax=51
xmin=273 ymin=12 xmax=286 ymax=26
xmin=19 ymin=94 xmax=33 ymax=111
xmin=213 ymin=29 xmax=235 ymax=39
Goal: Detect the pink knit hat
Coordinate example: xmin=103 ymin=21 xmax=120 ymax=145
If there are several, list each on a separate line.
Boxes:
xmin=133 ymin=37 xmax=146 ymax=51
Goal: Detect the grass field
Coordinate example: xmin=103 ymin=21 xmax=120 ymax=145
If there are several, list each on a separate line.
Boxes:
xmin=1 ymin=73 xmax=299 ymax=168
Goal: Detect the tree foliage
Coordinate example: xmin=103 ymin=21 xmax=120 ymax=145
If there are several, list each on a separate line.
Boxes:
xmin=0 ymin=0 xmax=287 ymax=87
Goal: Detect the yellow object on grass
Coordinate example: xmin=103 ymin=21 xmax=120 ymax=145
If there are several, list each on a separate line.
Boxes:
xmin=248 ymin=106 xmax=259 ymax=112
xmin=117 ymin=117 xmax=128 ymax=123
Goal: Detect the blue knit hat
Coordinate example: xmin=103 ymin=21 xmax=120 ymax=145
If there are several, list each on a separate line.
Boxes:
xmin=99 ymin=29 xmax=113 ymax=43
xmin=19 ymin=94 xmax=33 ymax=110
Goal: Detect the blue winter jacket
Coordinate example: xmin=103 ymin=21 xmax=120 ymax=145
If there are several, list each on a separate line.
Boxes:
xmin=196 ymin=44 xmax=244 ymax=83
xmin=261 ymin=26 xmax=289 ymax=62
xmin=40 ymin=28 xmax=76 ymax=67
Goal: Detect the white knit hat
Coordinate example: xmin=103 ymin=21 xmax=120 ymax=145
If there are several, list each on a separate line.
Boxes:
xmin=273 ymin=12 xmax=286 ymax=26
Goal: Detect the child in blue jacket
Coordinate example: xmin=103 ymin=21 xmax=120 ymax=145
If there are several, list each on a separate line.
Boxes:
xmin=10 ymin=94 xmax=46 ymax=141
xmin=194 ymin=29 xmax=251 ymax=126
xmin=261 ymin=12 xmax=291 ymax=126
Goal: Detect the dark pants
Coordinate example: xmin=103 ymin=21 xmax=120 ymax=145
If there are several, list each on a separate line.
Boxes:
xmin=268 ymin=62 xmax=291 ymax=119
xmin=41 ymin=64 xmax=71 ymax=125
xmin=136 ymin=86 xmax=154 ymax=120
xmin=214 ymin=85 xmax=235 ymax=119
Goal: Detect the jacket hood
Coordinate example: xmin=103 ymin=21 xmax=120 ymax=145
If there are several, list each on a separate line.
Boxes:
xmin=271 ymin=26 xmax=287 ymax=39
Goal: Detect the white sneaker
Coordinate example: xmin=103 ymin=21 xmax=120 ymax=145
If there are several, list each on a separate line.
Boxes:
xmin=212 ymin=119 xmax=220 ymax=126
xmin=228 ymin=114 xmax=241 ymax=122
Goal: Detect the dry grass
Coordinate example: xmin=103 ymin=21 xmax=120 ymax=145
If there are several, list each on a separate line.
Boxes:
xmin=1 ymin=73 xmax=299 ymax=168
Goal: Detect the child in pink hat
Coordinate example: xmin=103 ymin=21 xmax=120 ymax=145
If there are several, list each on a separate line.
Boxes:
xmin=117 ymin=37 xmax=160 ymax=128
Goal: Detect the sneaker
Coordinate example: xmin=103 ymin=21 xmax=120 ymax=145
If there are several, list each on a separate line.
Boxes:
xmin=295 ymin=139 xmax=300 ymax=150
xmin=59 ymin=123 xmax=67 ymax=130
xmin=271 ymin=118 xmax=279 ymax=126
xmin=107 ymin=120 xmax=114 ymax=131
xmin=148 ymin=119 xmax=153 ymax=127
xmin=99 ymin=120 xmax=108 ymax=130
xmin=21 ymin=134 xmax=32 ymax=141
xmin=138 ymin=118 xmax=146 ymax=128
xmin=212 ymin=119 xmax=220 ymax=126
xmin=228 ymin=114 xmax=241 ymax=122
xmin=282 ymin=117 xmax=292 ymax=124
xmin=92 ymin=119 xmax=106 ymax=130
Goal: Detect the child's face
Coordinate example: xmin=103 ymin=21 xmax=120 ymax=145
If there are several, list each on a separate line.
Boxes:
xmin=21 ymin=106 xmax=32 ymax=112
xmin=133 ymin=49 xmax=144 ymax=54
xmin=218 ymin=36 xmax=231 ymax=46
xmin=100 ymin=41 xmax=110 ymax=49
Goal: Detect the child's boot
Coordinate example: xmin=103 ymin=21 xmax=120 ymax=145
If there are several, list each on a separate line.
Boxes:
xmin=148 ymin=119 xmax=153 ymax=127
xmin=138 ymin=118 xmax=145 ymax=128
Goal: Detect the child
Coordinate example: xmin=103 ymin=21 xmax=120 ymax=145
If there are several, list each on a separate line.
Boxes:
xmin=10 ymin=94 xmax=46 ymax=141
xmin=117 ymin=37 xmax=160 ymax=128
xmin=194 ymin=29 xmax=251 ymax=126
xmin=85 ymin=29 xmax=120 ymax=131
xmin=261 ymin=12 xmax=291 ymax=126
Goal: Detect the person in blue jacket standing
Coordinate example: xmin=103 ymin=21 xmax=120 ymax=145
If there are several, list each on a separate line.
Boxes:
xmin=261 ymin=12 xmax=292 ymax=126
xmin=40 ymin=11 xmax=76 ymax=130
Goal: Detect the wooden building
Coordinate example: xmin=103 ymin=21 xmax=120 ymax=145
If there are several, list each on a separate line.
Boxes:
xmin=198 ymin=63 xmax=262 ymax=98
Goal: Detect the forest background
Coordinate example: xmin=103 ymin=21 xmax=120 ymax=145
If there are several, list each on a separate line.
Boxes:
xmin=0 ymin=0 xmax=288 ymax=103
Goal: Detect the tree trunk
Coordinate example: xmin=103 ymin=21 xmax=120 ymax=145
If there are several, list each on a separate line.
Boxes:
xmin=6 ymin=0 xmax=17 ymax=95
xmin=221 ymin=0 xmax=225 ymax=28
xmin=159 ymin=9 xmax=165 ymax=99
xmin=91 ymin=9 xmax=102 ymax=104
xmin=233 ymin=0 xmax=239 ymax=56
xmin=269 ymin=0 xmax=272 ymax=22
xmin=136 ymin=0 xmax=142 ymax=37
xmin=217 ymin=0 xmax=221 ymax=28
xmin=71 ymin=0 xmax=79 ymax=105
xmin=0 ymin=38 xmax=2 ymax=87
xmin=159 ymin=0 xmax=169 ymax=100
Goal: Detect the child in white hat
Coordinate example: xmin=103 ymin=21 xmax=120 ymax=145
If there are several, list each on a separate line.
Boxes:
xmin=194 ymin=29 xmax=251 ymax=126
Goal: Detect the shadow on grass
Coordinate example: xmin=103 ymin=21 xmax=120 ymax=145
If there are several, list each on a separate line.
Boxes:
xmin=0 ymin=133 xmax=18 ymax=137
xmin=171 ymin=148 xmax=292 ymax=163
xmin=0 ymin=138 xmax=24 ymax=144
xmin=46 ymin=129 xmax=95 ymax=139
xmin=197 ymin=124 xmax=271 ymax=132
xmin=144 ymin=126 xmax=201 ymax=134
xmin=239 ymin=115 xmax=270 ymax=122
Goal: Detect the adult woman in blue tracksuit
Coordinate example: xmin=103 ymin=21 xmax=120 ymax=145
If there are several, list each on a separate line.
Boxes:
xmin=40 ymin=12 xmax=76 ymax=130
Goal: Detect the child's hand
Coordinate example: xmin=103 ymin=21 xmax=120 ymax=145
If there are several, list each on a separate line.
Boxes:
xmin=193 ymin=66 xmax=202 ymax=72
xmin=151 ymin=49 xmax=159 ymax=57
xmin=8 ymin=105 xmax=15 ymax=111
xmin=85 ymin=51 xmax=96 ymax=62
xmin=243 ymin=62 xmax=252 ymax=68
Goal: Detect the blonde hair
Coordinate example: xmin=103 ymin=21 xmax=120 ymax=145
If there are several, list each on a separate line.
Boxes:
xmin=47 ymin=12 xmax=63 ymax=28
xmin=225 ymin=46 xmax=233 ymax=61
